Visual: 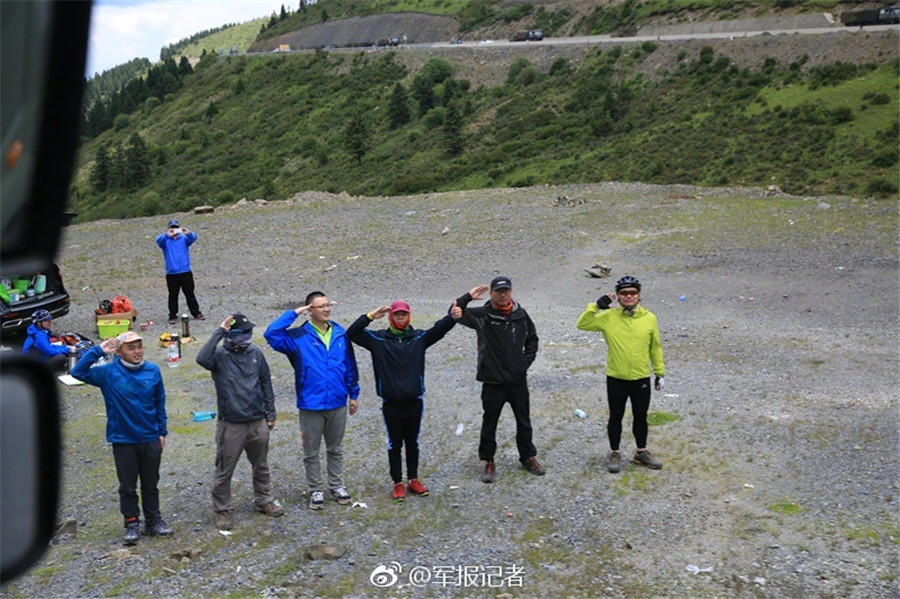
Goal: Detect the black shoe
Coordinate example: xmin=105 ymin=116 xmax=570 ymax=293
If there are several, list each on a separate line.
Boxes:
xmin=123 ymin=521 xmax=140 ymax=546
xmin=168 ymin=317 xmax=177 ymax=325
xmin=144 ymin=518 xmax=173 ymax=536
xmin=194 ymin=313 xmax=206 ymax=321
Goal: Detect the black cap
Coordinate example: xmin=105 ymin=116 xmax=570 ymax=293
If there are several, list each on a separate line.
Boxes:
xmin=229 ymin=313 xmax=255 ymax=332
xmin=490 ymin=276 xmax=512 ymax=291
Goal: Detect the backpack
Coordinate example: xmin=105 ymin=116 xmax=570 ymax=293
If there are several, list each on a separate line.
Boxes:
xmin=95 ymin=299 xmax=113 ymax=315
xmin=111 ymin=295 xmax=132 ymax=314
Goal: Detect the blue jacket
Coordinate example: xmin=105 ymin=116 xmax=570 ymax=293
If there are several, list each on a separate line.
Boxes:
xmin=347 ymin=313 xmax=455 ymax=402
xmin=23 ymin=323 xmax=70 ymax=361
xmin=71 ymin=345 xmax=168 ymax=444
xmin=264 ymin=310 xmax=360 ymax=411
xmin=155 ymin=230 xmax=197 ymax=275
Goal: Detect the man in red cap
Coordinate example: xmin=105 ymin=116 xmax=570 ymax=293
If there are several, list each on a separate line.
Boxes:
xmin=347 ymin=296 xmax=462 ymax=501
xmin=453 ymin=277 xmax=544 ymax=483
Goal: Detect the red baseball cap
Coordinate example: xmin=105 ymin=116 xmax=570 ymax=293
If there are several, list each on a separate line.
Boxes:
xmin=390 ymin=300 xmax=411 ymax=313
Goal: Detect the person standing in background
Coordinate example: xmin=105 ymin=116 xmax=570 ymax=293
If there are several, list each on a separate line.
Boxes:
xmin=155 ymin=219 xmax=205 ymax=325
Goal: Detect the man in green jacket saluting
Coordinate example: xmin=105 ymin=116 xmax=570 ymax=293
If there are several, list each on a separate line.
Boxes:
xmin=576 ymin=276 xmax=666 ymax=474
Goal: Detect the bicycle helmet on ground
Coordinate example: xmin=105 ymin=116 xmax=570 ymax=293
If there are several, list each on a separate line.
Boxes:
xmin=31 ymin=309 xmax=52 ymax=323
xmin=615 ymin=276 xmax=641 ymax=292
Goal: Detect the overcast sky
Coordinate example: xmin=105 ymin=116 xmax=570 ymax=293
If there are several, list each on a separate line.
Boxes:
xmin=86 ymin=0 xmax=289 ymax=77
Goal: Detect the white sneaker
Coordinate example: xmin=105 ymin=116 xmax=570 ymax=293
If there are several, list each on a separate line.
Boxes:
xmin=309 ymin=491 xmax=325 ymax=510
xmin=330 ymin=486 xmax=351 ymax=505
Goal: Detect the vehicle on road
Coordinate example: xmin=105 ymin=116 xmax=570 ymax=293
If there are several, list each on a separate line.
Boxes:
xmin=841 ymin=5 xmax=899 ymax=25
xmin=509 ymin=29 xmax=543 ymax=41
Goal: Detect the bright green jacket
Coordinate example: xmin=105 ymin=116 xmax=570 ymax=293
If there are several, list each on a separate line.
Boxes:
xmin=576 ymin=302 xmax=665 ymax=380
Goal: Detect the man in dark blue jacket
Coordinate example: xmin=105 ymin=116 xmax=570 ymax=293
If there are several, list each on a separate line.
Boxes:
xmin=264 ymin=292 xmax=359 ymax=511
xmin=155 ymin=218 xmax=205 ymax=325
xmin=347 ymin=298 xmax=461 ymax=501
xmin=454 ymin=277 xmax=544 ymax=483
xmin=71 ymin=331 xmax=172 ymax=546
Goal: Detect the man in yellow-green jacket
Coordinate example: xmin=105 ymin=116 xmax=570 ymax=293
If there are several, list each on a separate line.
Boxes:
xmin=576 ymin=276 xmax=666 ymax=473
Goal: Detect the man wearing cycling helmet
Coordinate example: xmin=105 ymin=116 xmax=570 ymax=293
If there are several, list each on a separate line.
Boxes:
xmin=576 ymin=276 xmax=666 ymax=473
xmin=23 ymin=309 xmax=69 ymax=369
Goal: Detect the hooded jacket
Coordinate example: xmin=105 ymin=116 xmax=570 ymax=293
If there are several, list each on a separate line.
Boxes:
xmin=196 ymin=327 xmax=276 ymax=422
xmin=576 ymin=302 xmax=665 ymax=380
xmin=347 ymin=312 xmax=455 ymax=402
xmin=155 ymin=230 xmax=197 ymax=275
xmin=23 ymin=323 xmax=70 ymax=360
xmin=71 ymin=345 xmax=167 ymax=444
xmin=455 ymin=293 xmax=538 ymax=385
xmin=264 ymin=310 xmax=360 ymax=411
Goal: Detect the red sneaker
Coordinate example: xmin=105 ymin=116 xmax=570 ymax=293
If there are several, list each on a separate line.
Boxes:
xmin=392 ymin=482 xmax=406 ymax=502
xmin=406 ymin=478 xmax=430 ymax=496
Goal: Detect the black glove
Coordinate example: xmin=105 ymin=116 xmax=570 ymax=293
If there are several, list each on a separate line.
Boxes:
xmin=596 ymin=295 xmax=612 ymax=310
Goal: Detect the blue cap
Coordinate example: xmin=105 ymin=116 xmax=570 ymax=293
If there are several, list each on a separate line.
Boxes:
xmin=168 ymin=219 xmax=180 ymax=228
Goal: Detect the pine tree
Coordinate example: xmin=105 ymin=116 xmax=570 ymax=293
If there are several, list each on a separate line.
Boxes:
xmin=178 ymin=56 xmax=193 ymax=77
xmin=443 ymin=100 xmax=464 ymax=156
xmin=344 ymin=107 xmax=371 ymax=164
xmin=124 ymin=133 xmax=151 ymax=190
xmin=90 ymin=144 xmax=111 ymax=191
xmin=387 ymin=83 xmax=410 ymax=129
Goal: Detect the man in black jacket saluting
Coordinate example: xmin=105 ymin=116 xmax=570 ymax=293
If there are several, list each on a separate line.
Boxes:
xmin=453 ymin=277 xmax=544 ymax=483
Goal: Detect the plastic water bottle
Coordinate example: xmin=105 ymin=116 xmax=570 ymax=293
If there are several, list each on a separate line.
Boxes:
xmin=192 ymin=410 xmax=216 ymax=422
xmin=166 ymin=341 xmax=180 ymax=368
xmin=574 ymin=408 xmax=587 ymax=419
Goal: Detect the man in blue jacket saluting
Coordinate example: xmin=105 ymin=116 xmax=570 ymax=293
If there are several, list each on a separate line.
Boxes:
xmin=71 ymin=331 xmax=172 ymax=546
xmin=265 ymin=292 xmax=360 ymax=511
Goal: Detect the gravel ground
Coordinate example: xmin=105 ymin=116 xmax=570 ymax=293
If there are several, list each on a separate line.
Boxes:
xmin=3 ymin=183 xmax=898 ymax=598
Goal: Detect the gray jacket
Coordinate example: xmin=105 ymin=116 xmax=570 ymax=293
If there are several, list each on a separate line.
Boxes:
xmin=196 ymin=328 xmax=276 ymax=423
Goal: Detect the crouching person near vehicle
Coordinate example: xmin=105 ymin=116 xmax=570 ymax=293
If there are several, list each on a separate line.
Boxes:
xmin=23 ymin=309 xmax=69 ymax=370
xmin=71 ymin=331 xmax=172 ymax=546
xmin=196 ymin=313 xmax=283 ymax=531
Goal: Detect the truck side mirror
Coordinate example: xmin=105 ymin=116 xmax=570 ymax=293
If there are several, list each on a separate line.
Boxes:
xmin=0 ymin=0 xmax=91 ymax=582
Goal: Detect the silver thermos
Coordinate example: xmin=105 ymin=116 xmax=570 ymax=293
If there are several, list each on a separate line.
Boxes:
xmin=181 ymin=313 xmax=190 ymax=338
xmin=67 ymin=346 xmax=78 ymax=373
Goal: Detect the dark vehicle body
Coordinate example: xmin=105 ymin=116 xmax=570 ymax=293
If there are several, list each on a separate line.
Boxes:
xmin=0 ymin=263 xmax=70 ymax=336
xmin=509 ymin=29 xmax=543 ymax=41
xmin=841 ymin=5 xmax=899 ymax=25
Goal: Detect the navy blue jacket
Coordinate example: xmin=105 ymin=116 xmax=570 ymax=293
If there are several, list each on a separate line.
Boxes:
xmin=71 ymin=345 xmax=167 ymax=444
xmin=347 ymin=313 xmax=455 ymax=402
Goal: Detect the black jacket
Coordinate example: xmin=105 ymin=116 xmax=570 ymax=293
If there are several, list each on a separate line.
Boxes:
xmin=455 ymin=293 xmax=538 ymax=385
xmin=347 ymin=313 xmax=456 ymax=402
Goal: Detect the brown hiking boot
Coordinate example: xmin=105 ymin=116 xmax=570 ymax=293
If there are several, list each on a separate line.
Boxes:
xmin=255 ymin=502 xmax=285 ymax=517
xmin=215 ymin=511 xmax=234 ymax=530
xmin=633 ymin=450 xmax=663 ymax=469
xmin=607 ymin=451 xmax=622 ymax=473
xmin=522 ymin=456 xmax=545 ymax=476
xmin=480 ymin=460 xmax=496 ymax=483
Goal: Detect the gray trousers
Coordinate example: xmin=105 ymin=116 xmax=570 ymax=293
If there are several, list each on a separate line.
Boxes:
xmin=299 ymin=406 xmax=347 ymax=493
xmin=211 ymin=419 xmax=273 ymax=513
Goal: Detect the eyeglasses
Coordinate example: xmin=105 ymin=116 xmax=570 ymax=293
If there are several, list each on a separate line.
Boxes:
xmin=310 ymin=302 xmax=335 ymax=310
xmin=617 ymin=290 xmax=639 ymax=297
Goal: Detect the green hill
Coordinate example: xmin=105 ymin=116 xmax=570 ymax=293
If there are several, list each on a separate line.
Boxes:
xmin=70 ymin=5 xmax=898 ymax=223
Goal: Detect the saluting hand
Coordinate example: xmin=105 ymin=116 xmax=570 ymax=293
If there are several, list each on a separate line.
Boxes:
xmin=369 ymin=306 xmax=390 ymax=320
xmin=469 ymin=284 xmax=489 ymax=300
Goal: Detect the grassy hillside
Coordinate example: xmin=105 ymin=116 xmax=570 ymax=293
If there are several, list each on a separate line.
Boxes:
xmin=177 ymin=17 xmax=271 ymax=58
xmin=69 ymin=34 xmax=898 ymax=223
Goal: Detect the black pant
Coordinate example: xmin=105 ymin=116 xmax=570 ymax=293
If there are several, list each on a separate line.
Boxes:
xmin=479 ymin=382 xmax=536 ymax=462
xmin=606 ymin=376 xmax=652 ymax=451
xmin=382 ymin=399 xmax=423 ymax=482
xmin=112 ymin=440 xmax=162 ymax=522
xmin=165 ymin=271 xmax=200 ymax=319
